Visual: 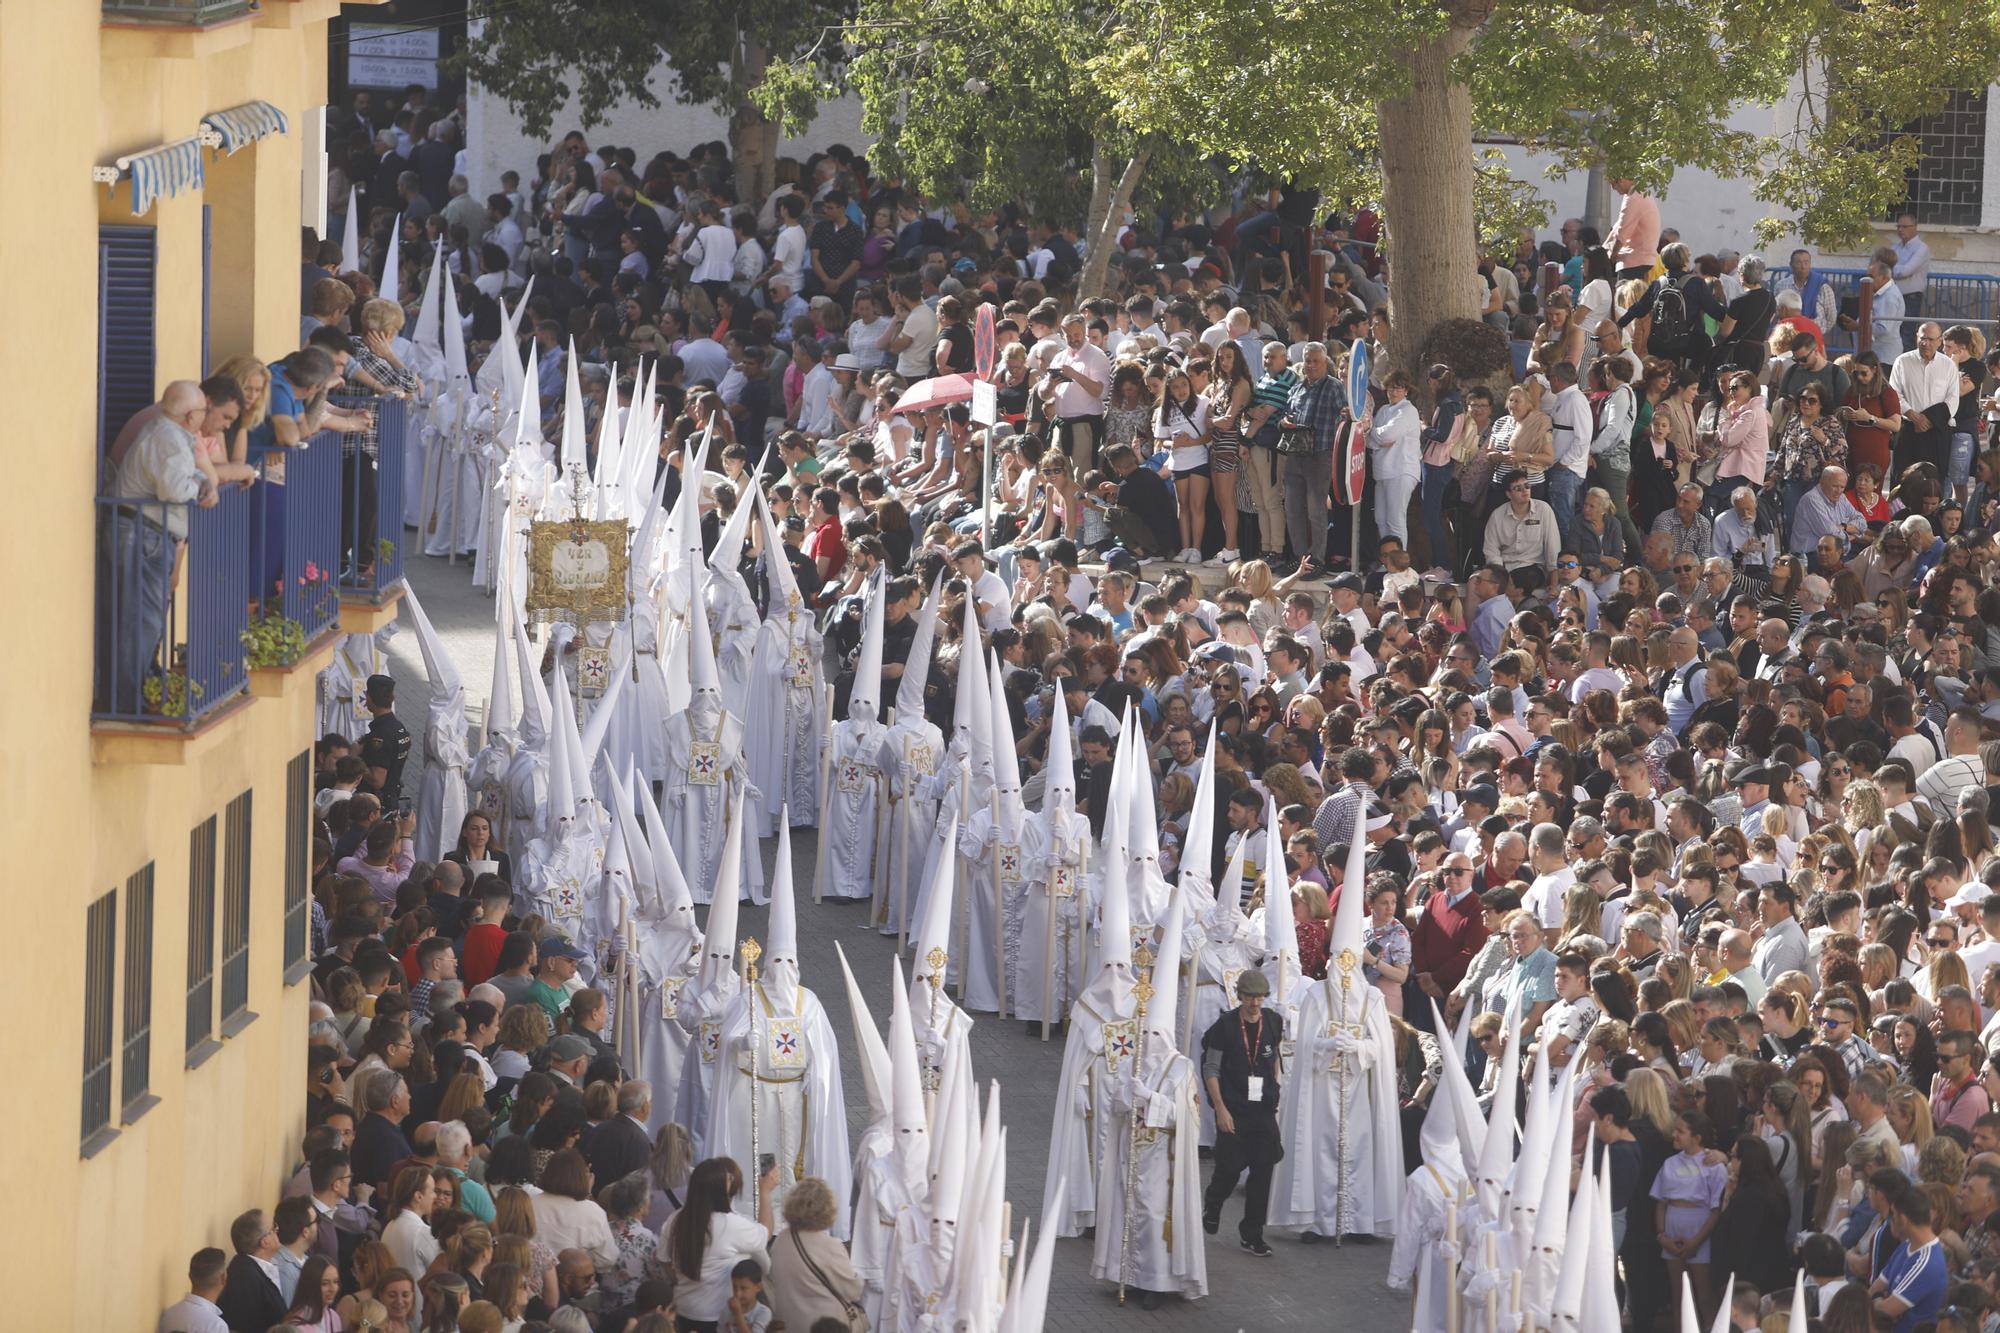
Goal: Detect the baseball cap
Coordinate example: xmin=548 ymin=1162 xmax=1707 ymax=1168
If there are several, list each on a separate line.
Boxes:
xmin=541 ymin=934 xmax=589 ymax=962
xmin=1330 ymin=572 xmax=1366 ymax=593
xmin=546 ymin=1034 xmax=593 ymax=1063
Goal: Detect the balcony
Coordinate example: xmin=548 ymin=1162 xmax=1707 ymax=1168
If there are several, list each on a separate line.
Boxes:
xmin=93 ymin=392 xmax=407 ymax=744
xmin=101 ymin=0 xmax=259 ymax=24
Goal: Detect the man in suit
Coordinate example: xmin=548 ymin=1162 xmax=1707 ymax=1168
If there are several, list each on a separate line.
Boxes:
xmin=351 ymin=1073 xmax=414 ymax=1193
xmin=586 ymin=1079 xmax=655 ymax=1196
xmin=216 ymin=1210 xmax=287 ymax=1332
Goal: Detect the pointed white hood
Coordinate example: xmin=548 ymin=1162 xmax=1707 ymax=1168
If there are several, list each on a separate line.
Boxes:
xmin=756 ymin=487 xmax=808 ymax=627
xmin=761 ymin=816 xmax=801 ymax=1003
xmin=835 ymin=943 xmax=891 ymax=1134
xmin=694 ymin=791 xmax=746 ymax=993
xmin=441 ymin=261 xmax=469 ymax=384
xmin=382 ymin=212 xmax=404 ymax=306
xmin=1042 ymin=685 xmax=1075 ymax=814
xmin=911 ymin=811 xmax=960 ymax=994
xmin=1549 ymin=1124 xmax=1599 ymax=1328
xmin=512 ymin=611 xmax=551 ymax=751
xmin=986 ymin=650 xmax=1023 ymax=820
xmin=707 ymin=471 xmax=760 ymax=581
xmin=926 ymin=1028 xmax=972 ymax=1234
xmin=1260 ymin=796 xmax=1298 ymax=1005
xmin=888 ymin=956 xmax=930 ymax=1197
xmin=560 ymin=339 xmax=588 ymax=475
xmin=1329 ymin=792 xmax=1370 ymax=998
xmin=638 ymin=762 xmax=700 ymax=950
xmin=411 ymin=243 xmax=444 ymax=352
xmin=848 ymin=571 xmax=886 ymax=725
xmin=1470 ymin=989 xmax=1524 ymax=1218
xmin=592 ymin=364 xmax=624 ymax=519
xmin=340 ymin=184 xmax=360 ymax=273
xmin=687 ymin=574 xmax=722 ymax=729
xmin=895 ymin=573 xmax=943 ymax=724
xmin=1146 ymin=884 xmax=1184 ymax=1047
xmin=1075 ymin=724 xmax=1134 ymax=1018
xmin=484 ymin=598 xmax=517 ymax=749
xmin=1178 ymin=722 xmax=1219 ymax=903
xmin=402 ymin=581 xmax=459 ymax=692
xmin=576 ymin=634 xmax=632 ymax=801
xmin=1213 ymin=836 xmax=1250 ymax=935
xmin=545 ymin=631 xmax=580 ymax=818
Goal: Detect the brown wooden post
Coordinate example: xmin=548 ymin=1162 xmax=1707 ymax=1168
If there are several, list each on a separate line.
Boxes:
xmin=1309 ymin=249 xmax=1327 ymax=342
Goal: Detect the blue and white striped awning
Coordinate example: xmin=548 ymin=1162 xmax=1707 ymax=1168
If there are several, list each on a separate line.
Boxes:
xmin=201 ymin=100 xmax=289 ymax=156
xmin=91 ymin=136 xmax=205 ymax=217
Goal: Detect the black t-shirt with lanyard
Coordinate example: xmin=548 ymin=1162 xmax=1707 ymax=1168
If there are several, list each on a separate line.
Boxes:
xmin=1202 ymin=1004 xmax=1284 ymax=1118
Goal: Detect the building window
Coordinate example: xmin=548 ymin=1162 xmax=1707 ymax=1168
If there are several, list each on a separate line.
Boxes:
xmin=285 ymin=750 xmax=310 ymax=977
xmin=82 ymin=888 xmax=117 ymax=1147
xmin=121 ymin=863 xmax=155 ymax=1118
xmin=221 ymin=789 xmax=253 ymax=1023
xmin=186 ymin=815 xmax=217 ymax=1058
xmin=1887 ymin=89 xmax=1989 ymax=227
xmin=97 ymin=225 xmax=157 ymax=480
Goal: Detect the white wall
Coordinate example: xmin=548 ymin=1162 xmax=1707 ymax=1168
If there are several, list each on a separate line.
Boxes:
xmin=464 ymin=79 xmax=869 ymax=200
xmin=1491 ymin=82 xmax=2000 ymax=276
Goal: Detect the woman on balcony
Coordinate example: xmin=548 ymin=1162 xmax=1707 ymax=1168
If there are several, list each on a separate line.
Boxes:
xmin=243 ymin=345 xmax=367 ymax=600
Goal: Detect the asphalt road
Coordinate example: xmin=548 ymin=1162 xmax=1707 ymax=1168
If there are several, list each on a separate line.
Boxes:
xmin=380 ymin=548 xmax=1409 ymax=1330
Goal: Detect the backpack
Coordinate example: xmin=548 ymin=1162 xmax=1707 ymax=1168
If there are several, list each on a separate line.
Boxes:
xmin=1649 ymin=276 xmax=1699 ymax=356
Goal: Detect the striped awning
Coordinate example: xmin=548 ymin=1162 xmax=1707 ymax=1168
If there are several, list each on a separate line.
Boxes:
xmin=201 ymin=100 xmax=289 ymax=156
xmin=90 ymin=136 xmax=205 ymax=217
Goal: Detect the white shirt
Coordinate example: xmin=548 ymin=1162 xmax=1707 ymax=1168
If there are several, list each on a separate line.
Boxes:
xmin=969 ymin=568 xmax=1013 ymax=634
xmin=1051 ymin=340 xmax=1113 ymax=419
xmin=732 ymin=236 xmax=767 ymax=287
xmin=895 ymin=302 xmax=939 ymax=379
xmin=1890 ymin=731 xmax=1939 ymax=778
xmin=1548 ymin=385 xmax=1593 ymax=474
xmin=798 ymin=363 xmax=837 ymax=438
xmin=687 ymin=224 xmax=739 ymax=284
xmin=1917 ymin=752 xmax=1983 ymax=813
xmin=1155 ymin=394 xmax=1211 ymax=470
xmin=846 ymin=316 xmax=895 ymax=370
xmin=158 ymin=1295 xmax=228 ymax=1333
xmin=1523 ymin=866 xmax=1576 ymax=930
xmin=772 ymin=224 xmax=808 ymax=292
xmin=1891 ymin=347 xmax=1960 ymax=417
xmin=657 ymin=1211 xmax=770 ymax=1321
xmin=383 ymin=1208 xmax=440 ymax=1278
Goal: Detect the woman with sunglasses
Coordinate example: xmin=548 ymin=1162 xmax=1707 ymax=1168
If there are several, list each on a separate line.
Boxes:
xmin=1774 ymin=382 xmax=1849 ymax=518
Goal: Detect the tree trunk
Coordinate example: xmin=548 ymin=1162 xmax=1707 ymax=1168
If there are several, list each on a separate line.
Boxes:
xmin=1377 ymin=23 xmax=1481 ymax=381
xmin=1080 ymin=142 xmax=1149 ymax=301
xmin=730 ymin=40 xmax=780 ymax=206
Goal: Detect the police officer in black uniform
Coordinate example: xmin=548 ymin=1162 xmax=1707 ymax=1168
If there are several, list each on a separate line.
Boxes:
xmin=358 ymin=673 xmax=411 ymax=805
xmin=1200 ymin=968 xmax=1284 ymax=1256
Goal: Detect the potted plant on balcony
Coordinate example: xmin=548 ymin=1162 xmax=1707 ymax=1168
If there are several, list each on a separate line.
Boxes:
xmin=243 ymin=561 xmax=339 ymax=667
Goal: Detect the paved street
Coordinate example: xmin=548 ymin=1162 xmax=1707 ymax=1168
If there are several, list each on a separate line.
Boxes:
xmin=381 ymin=549 xmax=1408 ymax=1330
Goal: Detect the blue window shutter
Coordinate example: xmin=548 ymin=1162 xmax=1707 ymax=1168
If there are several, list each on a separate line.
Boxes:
xmin=98 ymin=225 xmax=157 ymax=470
xmin=201 ymin=206 xmax=211 ymax=377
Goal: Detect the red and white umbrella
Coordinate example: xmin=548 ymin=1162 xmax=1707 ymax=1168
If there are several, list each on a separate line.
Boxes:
xmin=892 ymin=373 xmax=977 ymax=414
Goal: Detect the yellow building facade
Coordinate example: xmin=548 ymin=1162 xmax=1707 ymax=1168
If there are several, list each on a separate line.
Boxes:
xmin=0 ymin=1 xmax=389 ymax=1324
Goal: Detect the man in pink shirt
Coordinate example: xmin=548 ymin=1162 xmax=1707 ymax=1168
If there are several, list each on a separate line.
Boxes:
xmin=1607 ymin=179 xmax=1661 ymax=280
xmin=1931 ymin=1029 xmax=1992 ymax=1133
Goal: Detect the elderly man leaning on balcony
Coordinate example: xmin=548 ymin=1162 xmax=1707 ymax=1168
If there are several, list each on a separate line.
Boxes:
xmin=98 ymin=381 xmax=216 ymax=715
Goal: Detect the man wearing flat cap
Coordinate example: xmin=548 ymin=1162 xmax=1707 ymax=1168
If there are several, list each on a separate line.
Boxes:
xmin=1201 ymin=969 xmax=1285 ymax=1255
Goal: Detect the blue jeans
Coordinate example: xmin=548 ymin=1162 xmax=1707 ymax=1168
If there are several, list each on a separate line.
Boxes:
xmin=1548 ymin=468 xmax=1584 ymax=546
xmin=97 ymin=509 xmax=171 ymax=715
xmin=1952 ymin=430 xmax=1977 ymax=490
xmin=1421 ymin=462 xmax=1456 ymax=569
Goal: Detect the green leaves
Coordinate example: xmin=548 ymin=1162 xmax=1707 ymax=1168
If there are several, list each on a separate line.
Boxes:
xmin=456 ymin=0 xmax=851 ymax=141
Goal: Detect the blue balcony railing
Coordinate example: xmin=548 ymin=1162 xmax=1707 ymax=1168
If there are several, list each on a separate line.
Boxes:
xmin=101 ymin=0 xmax=258 ymax=25
xmin=327 ymin=391 xmax=407 ymax=602
xmin=93 ymin=488 xmax=250 ymax=725
xmin=252 ymin=427 xmax=344 ymax=647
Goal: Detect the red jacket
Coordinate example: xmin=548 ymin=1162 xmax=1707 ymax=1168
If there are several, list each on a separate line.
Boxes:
xmin=1409 ymin=884 xmax=1487 ymax=994
xmin=461 ymin=923 xmax=507 ymax=985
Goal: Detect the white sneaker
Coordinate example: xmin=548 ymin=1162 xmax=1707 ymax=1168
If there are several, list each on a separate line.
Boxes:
xmin=1207 ymin=548 xmax=1239 ymax=566
xmin=1180 ymin=547 xmax=1201 ymax=562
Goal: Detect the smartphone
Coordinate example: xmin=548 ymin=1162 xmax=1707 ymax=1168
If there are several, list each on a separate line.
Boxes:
xmin=758 ymin=1153 xmax=777 ymax=1177
xmin=397 ymin=796 xmax=413 ymax=816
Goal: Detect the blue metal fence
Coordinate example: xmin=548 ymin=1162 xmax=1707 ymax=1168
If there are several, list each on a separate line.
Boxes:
xmin=328 ymin=391 xmax=406 ymax=601
xmin=1812 ymin=267 xmax=2000 ymax=353
xmin=92 ymin=487 xmax=249 ymax=726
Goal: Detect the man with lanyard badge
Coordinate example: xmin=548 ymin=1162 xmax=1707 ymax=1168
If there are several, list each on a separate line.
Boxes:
xmin=1202 ymin=969 xmax=1284 ymax=1257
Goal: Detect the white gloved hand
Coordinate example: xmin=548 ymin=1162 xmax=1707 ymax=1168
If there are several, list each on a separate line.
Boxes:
xmin=1073 ymin=1081 xmax=1093 ymax=1117
xmin=1331 ymin=1030 xmax=1362 ymax=1058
